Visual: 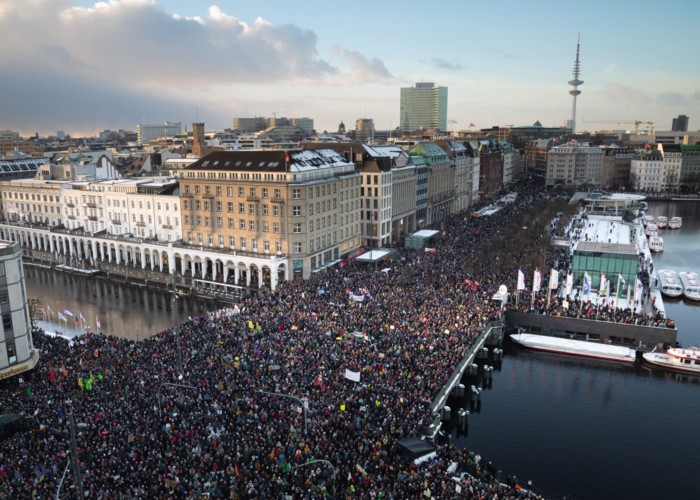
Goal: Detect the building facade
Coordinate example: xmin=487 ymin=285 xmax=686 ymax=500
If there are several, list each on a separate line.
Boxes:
xmin=179 ymin=149 xmax=361 ymax=281
xmin=400 ymin=82 xmax=448 ymax=133
xmin=409 ymin=143 xmax=453 ymax=225
xmin=136 ymin=122 xmax=182 ymax=146
xmin=0 ymin=240 xmax=38 ymax=381
xmin=545 ymin=141 xmax=604 ymax=186
xmin=630 ymin=149 xmax=664 ymax=191
xmin=602 ymin=147 xmax=635 ymax=190
xmin=355 ymin=119 xmax=375 ymax=143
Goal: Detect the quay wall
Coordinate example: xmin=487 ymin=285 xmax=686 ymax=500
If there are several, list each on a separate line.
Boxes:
xmin=505 ymin=311 xmax=677 ymax=348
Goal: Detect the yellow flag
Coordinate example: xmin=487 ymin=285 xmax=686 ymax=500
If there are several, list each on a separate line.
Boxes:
xmin=340 ymin=404 xmax=346 ymax=411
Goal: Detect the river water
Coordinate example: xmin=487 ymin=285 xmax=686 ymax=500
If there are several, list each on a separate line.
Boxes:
xmin=452 ymin=200 xmax=700 ymax=500
xmin=23 ymin=200 xmax=700 ymax=499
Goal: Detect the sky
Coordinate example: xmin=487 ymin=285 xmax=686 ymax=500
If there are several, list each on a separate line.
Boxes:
xmin=2 ymin=0 xmax=699 ymax=137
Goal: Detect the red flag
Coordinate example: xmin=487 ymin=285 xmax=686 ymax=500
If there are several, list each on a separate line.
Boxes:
xmin=469 ymin=122 xmax=475 ymax=127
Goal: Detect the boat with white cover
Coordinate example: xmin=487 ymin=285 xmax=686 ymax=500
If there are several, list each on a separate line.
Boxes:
xmin=657 ymin=269 xmax=683 ymax=298
xmin=645 ymin=223 xmax=658 ymax=237
xmin=642 ymin=215 xmax=655 ymax=227
xmin=656 ymin=215 xmax=668 ymax=228
xmin=643 ymin=346 xmax=700 ymax=374
xmin=679 ymin=271 xmax=700 ymax=301
xmin=669 ymin=216 xmax=682 ymax=229
xmin=510 ymin=333 xmax=637 ymax=364
xmin=648 ymin=235 xmax=664 ymax=253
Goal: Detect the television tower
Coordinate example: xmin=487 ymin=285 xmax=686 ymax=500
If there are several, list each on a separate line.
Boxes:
xmin=568 ymin=33 xmax=583 ymax=132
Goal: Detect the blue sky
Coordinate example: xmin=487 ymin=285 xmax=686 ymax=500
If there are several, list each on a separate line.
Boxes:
xmin=2 ymin=0 xmax=698 ymax=136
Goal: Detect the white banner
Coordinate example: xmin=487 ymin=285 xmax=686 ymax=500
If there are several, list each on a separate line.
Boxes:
xmin=349 ymin=293 xmax=365 ymax=302
xmin=517 ymin=268 xmax=526 ymax=291
xmin=533 ymin=268 xmax=542 ymax=292
xmin=566 ymin=273 xmax=573 ymax=296
xmin=344 ymin=369 xmax=361 ymax=382
xmin=549 ymin=269 xmax=559 ymax=290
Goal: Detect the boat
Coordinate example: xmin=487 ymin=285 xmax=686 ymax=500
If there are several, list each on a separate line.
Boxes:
xmin=669 ymin=216 xmax=682 ymax=229
xmin=642 ymin=215 xmax=655 ymax=227
xmin=510 ymin=333 xmax=637 ymax=364
xmin=648 ymin=235 xmax=664 ymax=253
xmin=656 ymin=215 xmax=668 ymax=228
xmin=643 ymin=347 xmax=700 ymax=374
xmin=679 ymin=271 xmax=700 ymax=301
xmin=657 ymin=269 xmax=683 ymax=298
xmin=645 ymin=223 xmax=658 ymax=237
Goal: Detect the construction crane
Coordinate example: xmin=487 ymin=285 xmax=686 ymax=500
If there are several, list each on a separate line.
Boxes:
xmin=581 ymin=119 xmax=655 ymax=143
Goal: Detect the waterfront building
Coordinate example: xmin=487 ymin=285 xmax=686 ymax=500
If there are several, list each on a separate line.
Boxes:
xmin=409 ymin=143 xmax=453 ymax=225
xmin=0 ymin=240 xmax=38 ymax=381
xmin=657 ymin=144 xmax=682 ymax=192
xmin=179 ymin=149 xmax=361 ymax=281
xmin=680 ymin=144 xmax=700 ymax=191
xmin=305 ymin=142 xmax=418 ymax=246
xmin=436 ymin=140 xmax=479 ymax=213
xmin=400 ymin=82 xmax=448 ymax=133
xmin=545 ymin=141 xmax=604 ymax=186
xmin=136 ymin=122 xmax=182 ymax=146
xmin=601 ymin=146 xmax=635 ymax=190
xmin=477 ymin=140 xmax=503 ymax=200
xmin=630 ymin=149 xmax=664 ymax=192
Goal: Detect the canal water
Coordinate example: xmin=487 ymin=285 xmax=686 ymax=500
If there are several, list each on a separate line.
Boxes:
xmin=23 ymin=200 xmax=700 ymax=499
xmin=452 ymin=200 xmax=700 ymax=500
xmin=24 ymin=269 xmax=213 ymax=339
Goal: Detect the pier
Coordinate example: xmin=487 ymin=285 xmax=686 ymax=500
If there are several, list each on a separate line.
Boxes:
xmin=424 ymin=321 xmax=504 ymax=440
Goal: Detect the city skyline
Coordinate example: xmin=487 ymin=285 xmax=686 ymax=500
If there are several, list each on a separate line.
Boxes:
xmin=1 ymin=0 xmax=699 ymax=137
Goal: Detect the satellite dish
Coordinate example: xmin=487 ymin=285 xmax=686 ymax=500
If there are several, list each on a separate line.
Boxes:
xmin=498 ymin=285 xmax=508 ymax=295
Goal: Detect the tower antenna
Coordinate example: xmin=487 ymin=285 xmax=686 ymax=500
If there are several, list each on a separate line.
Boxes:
xmin=568 ymin=33 xmax=583 ymax=133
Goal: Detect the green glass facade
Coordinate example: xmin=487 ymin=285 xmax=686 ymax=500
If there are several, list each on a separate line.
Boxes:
xmin=572 ymin=247 xmax=638 ymax=294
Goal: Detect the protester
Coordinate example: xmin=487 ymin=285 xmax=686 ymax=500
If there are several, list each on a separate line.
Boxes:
xmin=0 ymin=181 xmax=559 ymax=498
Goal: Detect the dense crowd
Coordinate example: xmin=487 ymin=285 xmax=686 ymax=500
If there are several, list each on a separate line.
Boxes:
xmin=1 ymin=182 xmax=564 ymax=499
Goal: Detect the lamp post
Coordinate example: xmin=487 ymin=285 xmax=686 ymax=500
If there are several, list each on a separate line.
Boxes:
xmin=255 ymin=390 xmax=308 ymax=435
xmin=171 ymin=277 xmax=184 ymax=379
xmin=157 ymin=382 xmax=197 ymax=418
xmin=293 ymin=459 xmax=336 ymax=497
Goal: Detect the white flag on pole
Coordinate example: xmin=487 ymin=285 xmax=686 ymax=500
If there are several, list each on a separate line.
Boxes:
xmin=583 ymin=272 xmax=591 ymax=298
xmin=566 ymin=273 xmax=573 ymax=296
xmin=533 ymin=268 xmax=542 ymax=292
xmin=517 ymin=268 xmax=526 ymax=291
xmin=549 ymin=269 xmax=559 ymax=290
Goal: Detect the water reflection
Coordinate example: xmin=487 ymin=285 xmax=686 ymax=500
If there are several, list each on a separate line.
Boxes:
xmin=24 ymin=266 xmax=212 ymax=340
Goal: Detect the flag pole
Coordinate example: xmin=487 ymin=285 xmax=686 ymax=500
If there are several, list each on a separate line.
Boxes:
xmin=547 ymin=271 xmax=553 ymax=309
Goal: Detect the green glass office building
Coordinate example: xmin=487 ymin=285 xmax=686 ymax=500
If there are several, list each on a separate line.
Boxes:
xmin=400 ymin=82 xmax=448 ymax=133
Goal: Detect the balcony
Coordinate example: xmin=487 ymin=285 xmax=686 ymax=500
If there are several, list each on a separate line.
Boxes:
xmin=111 ymin=220 xmax=121 ymax=225
xmin=67 ymin=215 xmax=75 ymax=220
xmin=88 ymin=216 xmax=98 ymax=221
xmin=66 ymin=203 xmax=75 ymax=208
xmin=271 ymin=197 xmax=284 ymax=203
xmin=85 ymin=202 xmax=97 ymax=208
xmin=135 ymin=222 xmax=146 ymax=227
xmin=246 ymin=195 xmax=260 ymax=202
xmin=162 ymin=224 xmax=172 ymax=229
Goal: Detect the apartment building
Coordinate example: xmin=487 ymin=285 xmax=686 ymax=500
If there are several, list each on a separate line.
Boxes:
xmin=409 ymin=143 xmax=453 ymax=225
xmin=179 ymin=149 xmax=361 ymax=281
xmin=630 ymin=149 xmax=664 ymax=191
xmin=545 ymin=141 xmax=604 ymax=186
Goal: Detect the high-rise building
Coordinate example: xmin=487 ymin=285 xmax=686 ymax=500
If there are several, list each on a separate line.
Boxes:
xmin=136 ymin=121 xmax=182 ymax=146
xmin=355 ymin=119 xmax=375 ymax=143
xmin=0 ymin=240 xmax=39 ymax=381
xmin=399 ymin=82 xmax=448 ymax=133
xmin=672 ymin=115 xmax=689 ymax=132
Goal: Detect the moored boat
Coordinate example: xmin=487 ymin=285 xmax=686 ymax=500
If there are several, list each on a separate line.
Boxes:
xmin=656 ymin=215 xmax=668 ymax=228
xmin=642 ymin=215 xmax=655 ymax=227
xmin=648 ymin=235 xmax=664 ymax=253
xmin=645 ymin=223 xmax=658 ymax=237
xmin=669 ymin=216 xmax=682 ymax=229
xmin=657 ymin=269 xmax=683 ymax=298
xmin=679 ymin=271 xmax=700 ymax=301
xmin=510 ymin=333 xmax=637 ymax=364
xmin=643 ymin=346 xmax=700 ymax=374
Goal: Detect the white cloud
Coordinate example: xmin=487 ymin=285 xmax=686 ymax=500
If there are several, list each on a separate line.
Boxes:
xmin=604 ymin=83 xmax=650 ymax=103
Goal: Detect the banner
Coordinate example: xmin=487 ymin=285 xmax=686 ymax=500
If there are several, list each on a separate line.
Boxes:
xmin=549 ymin=269 xmax=559 ymax=290
xmin=517 ymin=268 xmax=526 ymax=291
xmin=582 ymin=272 xmax=591 ymax=298
xmin=599 ymin=274 xmax=608 ymax=296
xmin=618 ymin=274 xmax=626 ymax=286
xmin=349 ymin=293 xmax=365 ymax=302
xmin=344 ymin=369 xmax=361 ymax=382
xmin=566 ymin=273 xmax=573 ymax=296
xmin=533 ymin=268 xmax=542 ymax=292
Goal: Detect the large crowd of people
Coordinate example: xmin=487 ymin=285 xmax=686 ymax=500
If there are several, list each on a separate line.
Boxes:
xmin=0 ymin=182 xmax=574 ymax=498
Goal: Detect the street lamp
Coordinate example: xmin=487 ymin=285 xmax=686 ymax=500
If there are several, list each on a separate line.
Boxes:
xmin=171 ymin=278 xmax=184 ymax=379
xmin=255 ymin=390 xmax=308 ymax=435
xmin=157 ymin=383 xmax=197 ymax=418
xmin=293 ymin=459 xmax=336 ymax=497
